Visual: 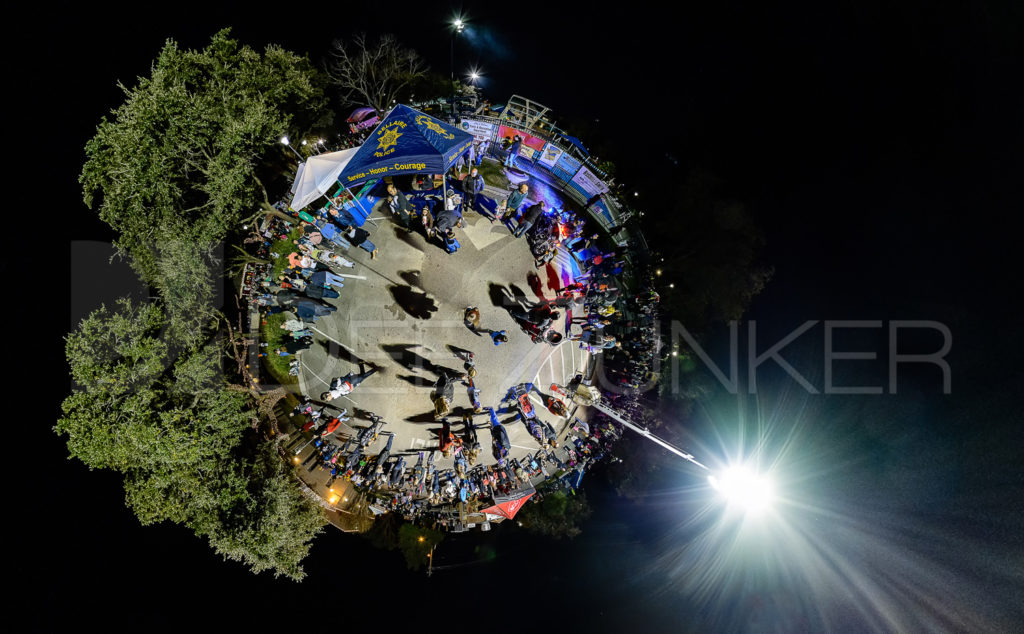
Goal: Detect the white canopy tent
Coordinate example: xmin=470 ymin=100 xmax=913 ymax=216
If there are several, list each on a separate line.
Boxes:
xmin=289 ymin=147 xmax=360 ymax=211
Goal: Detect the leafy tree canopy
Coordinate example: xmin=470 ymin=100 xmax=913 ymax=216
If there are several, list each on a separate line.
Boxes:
xmin=517 ymin=489 xmax=592 ymax=539
xmin=80 ymin=28 xmax=327 ymax=282
xmin=57 ymin=297 xmax=326 ymax=579
xmin=397 ymin=523 xmax=444 ymax=571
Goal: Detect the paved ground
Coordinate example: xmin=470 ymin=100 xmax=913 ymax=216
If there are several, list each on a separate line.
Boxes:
xmin=292 ymin=180 xmax=589 ymax=493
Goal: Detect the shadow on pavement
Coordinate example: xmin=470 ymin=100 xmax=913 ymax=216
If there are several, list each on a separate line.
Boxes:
xmin=398 ymin=269 xmax=423 ymax=288
xmin=446 ymin=344 xmax=473 ymax=359
xmin=509 ymin=284 xmax=533 ymax=308
xmin=322 ymin=338 xmax=369 ymax=368
xmin=397 ymin=374 xmax=435 ymax=389
xmin=391 ymin=223 xmax=427 ymax=252
xmin=380 ymin=344 xmax=462 ymax=379
xmin=544 ymin=262 xmax=566 ymax=295
xmin=405 ymin=410 xmax=439 ymax=424
xmin=381 ymin=343 xmax=435 ymax=373
xmin=488 ymin=282 xmax=530 ymax=312
xmin=526 ymin=271 xmax=546 ymax=301
xmin=388 ymin=284 xmax=438 ymax=319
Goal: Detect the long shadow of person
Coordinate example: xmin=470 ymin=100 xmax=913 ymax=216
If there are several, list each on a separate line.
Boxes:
xmin=471 ymin=194 xmax=500 ymax=221
xmin=380 ymin=343 xmax=462 ymax=379
xmin=526 ymin=271 xmax=547 ymax=301
xmin=488 ymin=282 xmax=511 ymax=309
xmin=446 ymin=344 xmax=474 ymax=359
xmin=388 ymin=285 xmax=438 ymax=319
xmin=397 ymin=374 xmax=436 ymax=389
xmin=322 ymin=338 xmax=371 ymax=369
xmin=509 ymin=284 xmax=533 ymax=309
xmin=544 ymin=262 xmax=568 ymax=294
xmin=380 ymin=343 xmax=435 ymax=374
xmin=399 ymin=270 xmax=423 ymax=288
xmin=405 ymin=411 xmax=442 ymax=424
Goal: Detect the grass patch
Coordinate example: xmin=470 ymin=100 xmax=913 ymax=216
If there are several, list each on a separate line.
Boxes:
xmin=268 ymin=225 xmax=305 ymax=280
xmin=477 ymin=159 xmax=510 ymax=190
xmin=259 ymin=310 xmax=298 ymax=386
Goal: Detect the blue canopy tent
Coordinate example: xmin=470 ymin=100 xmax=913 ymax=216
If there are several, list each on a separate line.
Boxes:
xmin=338 ymin=104 xmax=473 ymax=187
xmin=562 ymin=135 xmax=589 ymax=156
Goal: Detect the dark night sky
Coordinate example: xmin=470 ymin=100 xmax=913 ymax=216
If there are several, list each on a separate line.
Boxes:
xmin=21 ymin=0 xmax=1024 ymax=631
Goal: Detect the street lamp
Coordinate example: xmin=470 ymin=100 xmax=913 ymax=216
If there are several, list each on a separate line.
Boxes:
xmin=279 ymin=136 xmax=304 ymax=161
xmin=450 ymin=16 xmax=466 ymax=120
xmin=708 ymin=465 xmax=775 ymax=514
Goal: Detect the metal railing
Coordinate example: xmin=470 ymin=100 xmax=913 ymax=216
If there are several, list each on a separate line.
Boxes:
xmin=458 ymin=96 xmax=641 ymax=247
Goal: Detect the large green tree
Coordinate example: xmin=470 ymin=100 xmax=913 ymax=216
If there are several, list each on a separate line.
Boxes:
xmin=65 ymin=30 xmax=332 ymax=580
xmin=57 ymin=299 xmax=326 ymax=579
xmin=80 ymin=28 xmax=328 ymax=283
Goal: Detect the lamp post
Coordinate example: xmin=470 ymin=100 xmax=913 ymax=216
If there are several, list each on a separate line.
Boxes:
xmin=450 ymin=18 xmax=465 ymax=120
xmin=279 ymin=136 xmax=304 ymax=161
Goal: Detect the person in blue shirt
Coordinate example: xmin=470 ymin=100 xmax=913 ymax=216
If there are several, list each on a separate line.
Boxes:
xmin=490 ymin=330 xmax=508 ymax=346
xmin=462 ymin=167 xmax=485 ymax=214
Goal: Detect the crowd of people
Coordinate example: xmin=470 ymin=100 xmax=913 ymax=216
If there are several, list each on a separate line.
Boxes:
xmin=286 ymin=377 xmax=625 ymax=525
xmin=236 ymin=136 xmax=663 ymax=529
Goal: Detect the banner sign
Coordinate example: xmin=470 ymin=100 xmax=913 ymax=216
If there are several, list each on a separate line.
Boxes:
xmin=497 ymin=125 xmax=546 ymax=152
xmin=570 ymin=166 xmax=610 ymax=196
xmin=538 ymin=143 xmax=564 ymax=168
xmin=554 ymin=151 xmax=582 ymax=178
xmin=459 ymin=118 xmax=497 ymax=142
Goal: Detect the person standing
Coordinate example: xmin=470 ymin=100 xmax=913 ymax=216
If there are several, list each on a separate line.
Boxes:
xmin=463 ymin=167 xmax=485 ymax=214
xmin=501 ymin=183 xmax=530 ymax=222
xmin=464 ymin=306 xmax=481 ymax=333
xmin=514 ymin=201 xmax=545 ymax=238
xmin=385 ymin=183 xmax=412 ymax=229
xmin=505 ymin=136 xmax=522 ymax=167
xmin=476 ymin=139 xmax=488 ymax=165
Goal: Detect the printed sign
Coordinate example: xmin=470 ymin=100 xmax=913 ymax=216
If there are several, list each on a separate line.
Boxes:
xmin=459 ymin=118 xmax=497 ymax=142
xmin=497 ymin=125 xmax=546 ymax=151
xmin=538 ymin=143 xmax=564 ymax=168
xmin=570 ymin=166 xmax=610 ymax=196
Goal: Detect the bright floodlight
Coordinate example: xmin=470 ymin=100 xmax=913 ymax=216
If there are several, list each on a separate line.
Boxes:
xmin=709 ymin=466 xmax=774 ymax=513
xmin=280 ymin=135 xmax=289 ymax=145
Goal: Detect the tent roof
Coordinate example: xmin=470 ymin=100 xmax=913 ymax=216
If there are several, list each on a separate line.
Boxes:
xmin=479 ymin=487 xmax=536 ymax=520
xmin=289 ymin=147 xmax=360 ymax=210
xmin=339 ymin=104 xmax=473 ymax=186
xmin=348 ymin=106 xmax=377 ymax=122
xmin=563 ymin=135 xmax=589 ymax=155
